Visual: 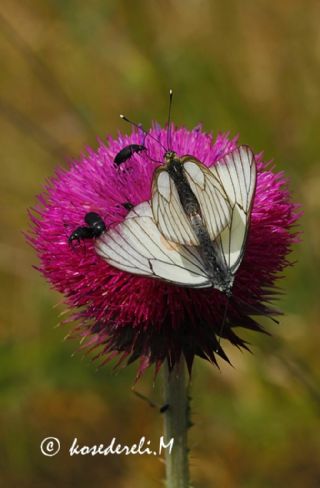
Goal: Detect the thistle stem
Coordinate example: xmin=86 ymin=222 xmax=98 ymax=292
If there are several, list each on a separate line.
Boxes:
xmin=163 ymin=357 xmax=190 ymax=488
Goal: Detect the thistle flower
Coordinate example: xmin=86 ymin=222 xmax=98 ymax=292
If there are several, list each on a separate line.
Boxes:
xmin=28 ymin=125 xmax=300 ymax=378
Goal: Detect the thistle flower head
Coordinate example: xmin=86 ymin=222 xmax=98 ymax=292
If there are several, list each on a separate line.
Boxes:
xmin=28 ymin=124 xmax=300 ymax=378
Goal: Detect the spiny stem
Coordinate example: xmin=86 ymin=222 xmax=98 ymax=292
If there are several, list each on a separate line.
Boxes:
xmin=163 ymin=357 xmax=190 ymax=488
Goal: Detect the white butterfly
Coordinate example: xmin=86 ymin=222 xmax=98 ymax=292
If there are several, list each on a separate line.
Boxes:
xmin=151 ymin=151 xmax=231 ymax=246
xmin=96 ymin=200 xmax=212 ymax=287
xmin=96 ymin=145 xmax=256 ymax=292
xmin=209 ymin=145 xmax=256 ymax=290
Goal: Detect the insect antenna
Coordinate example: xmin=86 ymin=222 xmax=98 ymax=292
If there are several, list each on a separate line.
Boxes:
xmin=167 ymin=89 xmax=173 ymax=150
xmin=120 ymin=114 xmax=167 ymax=151
xmin=120 ymin=114 xmax=166 ymax=163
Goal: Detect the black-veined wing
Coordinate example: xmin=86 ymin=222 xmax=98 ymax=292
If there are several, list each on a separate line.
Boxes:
xmin=96 ymin=201 xmax=212 ymax=288
xmin=209 ymin=145 xmax=257 ymax=282
xmin=151 ymin=157 xmax=231 ymax=246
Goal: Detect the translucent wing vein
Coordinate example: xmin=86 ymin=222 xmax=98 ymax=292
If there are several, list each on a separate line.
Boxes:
xmin=210 ymin=145 xmax=256 ymax=275
xmin=96 ymin=202 xmax=212 ymax=288
xmin=151 ymin=158 xmax=231 ymax=246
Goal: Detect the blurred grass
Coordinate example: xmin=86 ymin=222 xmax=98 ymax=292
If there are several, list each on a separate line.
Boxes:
xmin=1 ymin=0 xmax=320 ymax=486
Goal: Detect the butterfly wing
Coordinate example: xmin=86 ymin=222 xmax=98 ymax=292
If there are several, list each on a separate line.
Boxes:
xmin=96 ymin=201 xmax=212 ymax=288
xmin=151 ymin=168 xmax=197 ymax=245
xmin=151 ymin=158 xmax=231 ymax=246
xmin=209 ymin=145 xmax=257 ymax=278
xmin=182 ymin=157 xmax=232 ymax=240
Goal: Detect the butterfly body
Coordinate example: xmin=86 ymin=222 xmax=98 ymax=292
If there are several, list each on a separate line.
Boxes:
xmin=153 ymin=150 xmax=231 ymax=286
xmin=192 ymin=216 xmax=232 ymax=292
xmin=164 ymin=152 xmax=202 ymax=218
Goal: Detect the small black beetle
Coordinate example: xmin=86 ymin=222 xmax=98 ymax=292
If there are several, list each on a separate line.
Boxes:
xmin=114 ymin=144 xmax=146 ymax=165
xmin=68 ymin=212 xmax=106 ymax=245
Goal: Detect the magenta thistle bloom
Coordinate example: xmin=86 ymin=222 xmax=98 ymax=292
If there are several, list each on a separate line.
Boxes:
xmin=28 ymin=125 xmax=300 ymax=378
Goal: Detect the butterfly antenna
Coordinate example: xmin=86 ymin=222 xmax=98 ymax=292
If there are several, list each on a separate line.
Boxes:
xmin=120 ymin=114 xmax=167 ymax=152
xmin=167 ymin=89 xmax=173 ymax=150
xmin=216 ymin=294 xmax=231 ymax=352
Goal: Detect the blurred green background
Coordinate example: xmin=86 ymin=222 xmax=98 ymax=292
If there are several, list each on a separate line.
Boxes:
xmin=1 ymin=0 xmax=319 ymax=486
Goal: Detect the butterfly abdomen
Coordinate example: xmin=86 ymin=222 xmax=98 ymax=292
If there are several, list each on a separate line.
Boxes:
xmin=167 ymin=158 xmax=202 ymax=218
xmin=166 ymin=157 xmax=228 ymax=285
xmin=191 ymin=216 xmax=226 ymax=283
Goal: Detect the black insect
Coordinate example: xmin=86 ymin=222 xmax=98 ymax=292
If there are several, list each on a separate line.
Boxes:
xmin=159 ymin=403 xmax=169 ymax=414
xmin=122 ymin=201 xmax=134 ymax=211
xmin=114 ymin=144 xmax=146 ymax=165
xmin=68 ymin=212 xmax=106 ymax=245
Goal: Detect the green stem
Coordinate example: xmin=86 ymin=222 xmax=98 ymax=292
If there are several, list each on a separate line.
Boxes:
xmin=163 ymin=357 xmax=190 ymax=488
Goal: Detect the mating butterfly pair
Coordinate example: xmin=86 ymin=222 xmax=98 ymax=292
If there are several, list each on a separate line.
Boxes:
xmin=96 ymin=144 xmax=256 ymax=295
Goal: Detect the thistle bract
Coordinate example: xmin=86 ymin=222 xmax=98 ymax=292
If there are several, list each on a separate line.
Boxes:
xmin=28 ymin=125 xmax=300 ymax=378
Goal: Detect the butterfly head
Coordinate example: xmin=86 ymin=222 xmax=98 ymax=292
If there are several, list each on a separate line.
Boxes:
xmin=164 ymin=151 xmax=176 ymax=165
